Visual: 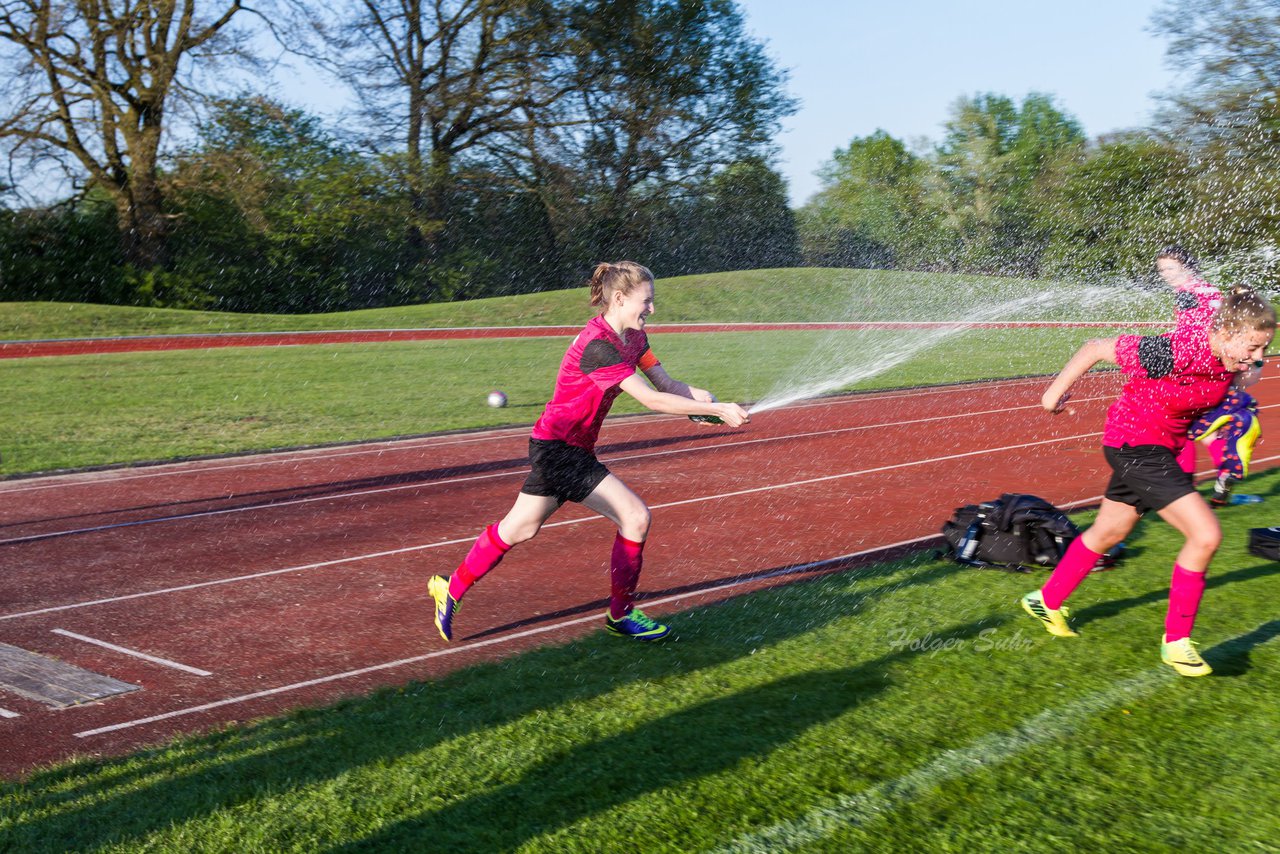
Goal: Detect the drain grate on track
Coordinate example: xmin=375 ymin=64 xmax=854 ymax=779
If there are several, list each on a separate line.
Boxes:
xmin=0 ymin=642 xmax=140 ymax=708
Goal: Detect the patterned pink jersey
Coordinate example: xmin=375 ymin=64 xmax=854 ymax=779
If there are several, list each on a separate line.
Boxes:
xmin=1174 ymin=278 xmax=1221 ymax=333
xmin=1104 ymin=319 xmax=1233 ymax=450
xmin=531 ymin=315 xmax=659 ymax=452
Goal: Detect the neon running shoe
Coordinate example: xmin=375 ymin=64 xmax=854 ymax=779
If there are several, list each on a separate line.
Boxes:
xmin=1020 ymin=590 xmax=1079 ymax=637
xmin=604 ymin=608 xmax=670 ymax=641
xmin=428 ymin=575 xmax=460 ymax=642
xmin=1161 ymin=635 xmax=1213 ymax=677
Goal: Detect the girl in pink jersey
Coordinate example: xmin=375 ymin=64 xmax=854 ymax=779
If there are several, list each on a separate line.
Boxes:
xmin=1022 ymin=286 xmax=1275 ymax=676
xmin=428 ymin=261 xmax=750 ymax=643
xmin=1158 ymin=245 xmax=1265 ymax=502
xmin=1158 ymin=246 xmax=1229 ymax=481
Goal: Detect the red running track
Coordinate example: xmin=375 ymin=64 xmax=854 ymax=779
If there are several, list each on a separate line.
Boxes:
xmin=0 ymin=322 xmax=1167 ymax=359
xmin=1 ymin=370 xmax=1276 ymax=779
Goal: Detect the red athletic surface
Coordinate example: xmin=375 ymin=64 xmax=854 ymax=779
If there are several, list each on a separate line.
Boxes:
xmin=1 ymin=368 xmax=1276 ymax=780
xmin=0 ymin=322 xmax=1166 ymax=359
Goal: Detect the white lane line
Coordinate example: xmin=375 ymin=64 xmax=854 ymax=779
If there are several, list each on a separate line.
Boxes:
xmin=71 ymin=532 xmax=949 ymax=740
xmin=51 ymin=629 xmax=213 ymax=677
xmin=716 ymin=619 xmax=1280 ymax=853
xmin=4 ymin=430 xmax=1110 ymax=623
xmin=0 ymin=708 xmax=19 ymax=719
xmin=0 ymin=392 xmax=1122 ymax=546
xmin=0 ymin=373 xmax=1075 ymax=495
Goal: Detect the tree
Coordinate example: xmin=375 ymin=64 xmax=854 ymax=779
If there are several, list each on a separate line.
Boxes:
xmin=0 ymin=0 xmax=255 ymax=269
xmin=929 ymin=92 xmax=1084 ymax=274
xmin=522 ymin=0 xmax=795 ymax=256
xmin=1037 ymin=134 xmax=1193 ymax=281
xmin=167 ymin=96 xmax=408 ymax=311
xmin=800 ymin=130 xmax=936 ymax=269
xmin=1152 ymin=0 xmax=1280 ymax=287
xmin=295 ymin=0 xmax=576 ymax=270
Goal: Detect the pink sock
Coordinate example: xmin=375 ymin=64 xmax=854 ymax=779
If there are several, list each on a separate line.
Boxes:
xmin=1207 ymin=437 xmax=1225 ymax=470
xmin=449 ymin=523 xmax=511 ymax=600
xmin=1165 ymin=563 xmax=1206 ymax=642
xmin=1175 ymin=441 xmax=1197 ymax=475
xmin=1040 ymin=537 xmax=1103 ymax=609
xmin=609 ymin=534 xmax=645 ymax=620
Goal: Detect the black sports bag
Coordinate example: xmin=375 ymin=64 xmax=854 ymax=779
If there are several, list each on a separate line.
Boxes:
xmin=1248 ymin=527 xmax=1280 ymax=561
xmin=941 ymin=493 xmax=1081 ymax=572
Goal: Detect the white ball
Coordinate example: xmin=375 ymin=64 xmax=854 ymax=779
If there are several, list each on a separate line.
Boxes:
xmin=487 ymin=390 xmax=508 ymax=408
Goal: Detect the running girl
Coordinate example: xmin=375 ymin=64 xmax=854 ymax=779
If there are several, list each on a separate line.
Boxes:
xmin=1022 ymin=285 xmax=1276 ymax=676
xmin=1157 ymin=246 xmax=1264 ymax=501
xmin=428 ymin=261 xmax=749 ymax=643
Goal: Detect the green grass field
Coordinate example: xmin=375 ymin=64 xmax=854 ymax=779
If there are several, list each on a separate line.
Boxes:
xmin=2 ymin=472 xmax=1278 ymax=851
xmin=0 ymin=269 xmax=1173 ymax=476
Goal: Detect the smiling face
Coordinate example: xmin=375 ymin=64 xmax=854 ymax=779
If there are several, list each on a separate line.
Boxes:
xmin=1214 ymin=327 xmax=1274 ymax=372
xmin=609 ymin=279 xmax=655 ymax=334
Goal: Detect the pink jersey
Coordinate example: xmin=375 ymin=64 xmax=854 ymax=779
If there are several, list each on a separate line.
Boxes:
xmin=531 ymin=315 xmax=659 ymax=452
xmin=1104 ymin=320 xmax=1233 ymax=450
xmin=1174 ymin=278 xmax=1221 ymax=332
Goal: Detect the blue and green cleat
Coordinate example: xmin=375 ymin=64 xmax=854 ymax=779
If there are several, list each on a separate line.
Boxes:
xmin=605 ymin=607 xmax=670 ymax=641
xmin=428 ymin=575 xmax=460 ymax=642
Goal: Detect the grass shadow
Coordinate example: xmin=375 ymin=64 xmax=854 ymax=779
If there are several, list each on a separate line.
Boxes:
xmin=332 ymin=618 xmax=1001 ymax=853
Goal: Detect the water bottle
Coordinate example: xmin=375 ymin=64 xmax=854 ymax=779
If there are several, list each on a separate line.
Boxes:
xmin=689 ymin=415 xmax=723 ymax=424
xmin=958 ymin=511 xmax=986 ymax=561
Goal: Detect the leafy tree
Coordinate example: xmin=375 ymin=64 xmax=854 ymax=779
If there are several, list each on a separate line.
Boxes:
xmin=525 ymin=0 xmax=795 ymax=258
xmin=799 ymin=130 xmax=937 ymax=269
xmin=293 ymin=0 xmax=575 ymax=274
xmin=1152 ymin=0 xmax=1280 ymax=287
xmin=0 ymin=0 xmax=256 ymax=269
xmin=168 ymin=97 xmax=406 ymax=311
xmin=1037 ymin=134 xmax=1193 ymax=281
xmin=929 ymin=92 xmax=1084 ymax=274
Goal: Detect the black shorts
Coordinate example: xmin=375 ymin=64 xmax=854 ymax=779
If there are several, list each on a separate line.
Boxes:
xmin=1102 ymin=444 xmax=1196 ymax=514
xmin=522 ymin=439 xmax=611 ymax=503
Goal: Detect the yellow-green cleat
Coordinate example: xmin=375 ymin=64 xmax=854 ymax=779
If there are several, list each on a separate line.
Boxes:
xmin=1161 ymin=635 xmax=1212 ymax=677
xmin=428 ymin=574 xmax=460 ymax=642
xmin=1021 ymin=590 xmax=1079 ymax=637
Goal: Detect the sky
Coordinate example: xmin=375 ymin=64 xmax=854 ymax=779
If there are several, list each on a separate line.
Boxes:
xmin=731 ymin=0 xmax=1177 ymax=204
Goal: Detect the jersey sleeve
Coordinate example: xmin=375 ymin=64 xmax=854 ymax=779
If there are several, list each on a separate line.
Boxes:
xmin=580 ymin=338 xmax=638 ymax=389
xmin=1116 ymin=333 xmax=1175 ymax=379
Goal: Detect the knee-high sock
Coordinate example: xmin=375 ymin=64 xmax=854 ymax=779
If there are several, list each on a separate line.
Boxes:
xmin=1165 ymin=563 xmax=1206 ymax=642
xmin=1207 ymin=437 xmax=1225 ymax=471
xmin=1040 ymin=537 xmax=1102 ymax=610
xmin=1175 ymin=440 xmax=1197 ymax=475
xmin=449 ymin=523 xmax=511 ymax=600
xmin=609 ymin=534 xmax=645 ymax=620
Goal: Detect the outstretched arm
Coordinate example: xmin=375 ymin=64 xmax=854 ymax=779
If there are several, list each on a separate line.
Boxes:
xmin=1042 ymin=337 xmax=1118 ymax=413
xmin=642 ymin=363 xmax=714 ymax=403
xmin=620 ymin=372 xmax=749 ymax=426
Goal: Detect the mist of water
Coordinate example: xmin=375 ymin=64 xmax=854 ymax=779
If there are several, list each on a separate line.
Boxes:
xmin=748 ymin=283 xmax=1138 ymax=415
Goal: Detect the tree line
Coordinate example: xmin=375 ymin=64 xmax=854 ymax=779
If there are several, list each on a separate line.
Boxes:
xmin=1 ymin=0 xmax=1277 ymax=313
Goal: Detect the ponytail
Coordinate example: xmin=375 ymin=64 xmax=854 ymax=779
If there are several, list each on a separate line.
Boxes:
xmin=1213 ymin=285 xmax=1277 ymax=335
xmin=588 ymin=261 xmax=654 ymax=312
